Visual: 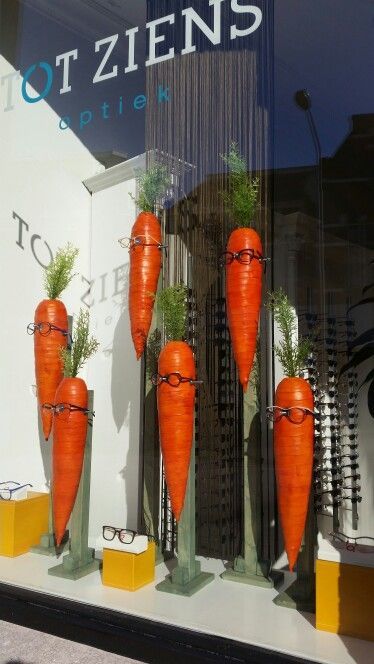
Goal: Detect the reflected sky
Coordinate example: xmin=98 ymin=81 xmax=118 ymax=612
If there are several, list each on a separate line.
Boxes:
xmin=274 ymin=0 xmax=374 ymax=167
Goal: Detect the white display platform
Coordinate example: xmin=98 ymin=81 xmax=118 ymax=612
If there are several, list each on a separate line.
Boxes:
xmin=317 ymin=533 xmax=374 ymax=569
xmin=0 ymin=554 xmax=373 ymax=664
xmin=96 ymin=535 xmax=148 ymax=555
xmin=0 ymin=486 xmax=29 ymax=501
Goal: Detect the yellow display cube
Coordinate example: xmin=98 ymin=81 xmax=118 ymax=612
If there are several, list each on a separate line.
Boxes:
xmin=102 ymin=541 xmax=156 ymax=591
xmin=316 ymin=559 xmax=374 ymax=642
xmin=0 ymin=492 xmax=49 ymax=557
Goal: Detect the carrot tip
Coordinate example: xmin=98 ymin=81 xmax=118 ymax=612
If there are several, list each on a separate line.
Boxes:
xmin=45 ymin=438 xmax=49 ymax=442
xmin=288 ymin=553 xmax=298 ymax=572
xmin=55 ymin=531 xmax=64 ymax=547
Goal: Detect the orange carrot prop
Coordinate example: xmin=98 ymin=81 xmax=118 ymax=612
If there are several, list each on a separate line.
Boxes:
xmin=32 ymin=300 xmax=68 ymax=441
xmin=51 ymin=377 xmax=88 ymax=546
xmin=157 ymin=341 xmax=196 ymax=522
xmin=267 ymin=289 xmax=314 ymax=571
xmin=47 ymin=309 xmax=99 ymax=546
xmin=154 ymin=285 xmax=200 ymax=522
xmin=120 ymin=165 xmax=171 ymax=360
xmin=28 ymin=245 xmax=78 ymax=440
xmin=272 ymin=378 xmax=314 ymax=572
xmin=225 ymin=228 xmax=263 ymax=391
xmin=129 ymin=212 xmax=162 ymax=359
xmin=221 ymin=143 xmax=264 ymax=391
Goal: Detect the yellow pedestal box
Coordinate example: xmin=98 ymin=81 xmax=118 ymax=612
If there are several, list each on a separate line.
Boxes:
xmin=102 ymin=541 xmax=156 ymax=591
xmin=316 ymin=559 xmax=374 ymax=641
xmin=0 ymin=492 xmax=49 ymax=557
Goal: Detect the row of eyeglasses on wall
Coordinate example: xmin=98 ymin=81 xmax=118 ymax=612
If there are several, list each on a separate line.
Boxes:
xmin=302 ymin=313 xmax=361 ymax=531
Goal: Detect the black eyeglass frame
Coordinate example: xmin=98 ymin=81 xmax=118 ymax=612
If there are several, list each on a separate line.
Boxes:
xmin=329 ymin=531 xmax=374 ymax=551
xmin=0 ymin=482 xmax=33 ymax=500
xmin=102 ymin=525 xmax=158 ymax=545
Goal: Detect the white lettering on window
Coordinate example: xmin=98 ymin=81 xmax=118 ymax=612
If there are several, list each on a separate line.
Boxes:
xmin=146 ymin=14 xmax=175 ymax=67
xmin=182 ymin=0 xmax=224 ymax=56
xmin=93 ymin=34 xmax=119 ymax=84
xmin=230 ymin=1 xmax=262 ymax=40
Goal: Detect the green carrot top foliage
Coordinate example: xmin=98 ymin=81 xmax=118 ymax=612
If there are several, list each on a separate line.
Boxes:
xmin=44 ymin=243 xmax=79 ymax=300
xmin=268 ymin=288 xmax=313 ymax=378
xmin=157 ymin=284 xmax=188 ymax=342
xmin=221 ymin=142 xmax=259 ymax=228
xmin=132 ymin=164 xmax=171 ymax=213
xmin=60 ymin=309 xmax=99 ymax=378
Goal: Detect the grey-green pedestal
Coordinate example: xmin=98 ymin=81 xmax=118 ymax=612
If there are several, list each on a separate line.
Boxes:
xmin=221 ymin=379 xmax=275 ymax=588
xmin=30 ymin=511 xmax=69 ymax=557
xmin=48 ymin=391 xmax=100 ymax=580
xmin=156 ymin=443 xmax=214 ymax=597
xmin=273 ymin=496 xmax=316 ymax=612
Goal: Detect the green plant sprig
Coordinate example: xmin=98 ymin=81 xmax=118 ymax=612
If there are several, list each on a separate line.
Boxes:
xmin=44 ymin=243 xmax=79 ymax=300
xmin=221 ymin=142 xmax=259 ymax=228
xmin=131 ymin=164 xmax=171 ymax=213
xmin=60 ymin=309 xmax=99 ymax=378
xmin=268 ymin=289 xmax=312 ymax=378
xmin=157 ymin=284 xmax=188 ymax=342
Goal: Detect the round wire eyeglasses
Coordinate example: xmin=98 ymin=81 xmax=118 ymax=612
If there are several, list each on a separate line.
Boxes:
xmin=27 ymin=322 xmax=72 ymax=345
xmin=219 ymin=248 xmax=269 ymax=268
xmin=266 ymin=406 xmax=316 ymax=424
xmin=118 ymin=235 xmax=167 ymax=251
xmin=266 ymin=406 xmax=317 ymax=424
xmin=151 ymin=373 xmax=203 ymax=388
xmin=42 ymin=402 xmax=95 ymax=421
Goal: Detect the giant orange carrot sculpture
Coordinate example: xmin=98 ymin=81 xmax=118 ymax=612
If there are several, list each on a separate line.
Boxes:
xmin=267 ymin=289 xmax=314 ymax=572
xmin=28 ymin=245 xmax=78 ymax=440
xmin=46 ymin=309 xmax=99 ymax=546
xmin=153 ymin=285 xmax=199 ymax=522
xmin=122 ymin=165 xmax=171 ymax=360
xmin=221 ymin=144 xmax=264 ymax=391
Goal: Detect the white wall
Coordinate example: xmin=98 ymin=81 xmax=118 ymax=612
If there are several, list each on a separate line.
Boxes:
xmin=0 ymin=54 xmax=144 ymax=548
xmin=85 ymin=163 xmax=143 ymax=545
xmin=0 ymin=55 xmax=101 ymax=492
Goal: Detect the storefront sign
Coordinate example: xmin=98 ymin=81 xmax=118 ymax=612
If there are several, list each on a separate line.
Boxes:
xmin=1 ymin=1 xmax=262 ymax=111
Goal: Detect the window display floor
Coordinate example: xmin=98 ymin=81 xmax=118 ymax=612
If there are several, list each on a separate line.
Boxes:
xmin=0 ymin=554 xmax=372 ymax=664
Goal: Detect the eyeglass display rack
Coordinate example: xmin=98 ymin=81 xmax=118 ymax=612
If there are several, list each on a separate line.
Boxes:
xmin=302 ymin=313 xmax=361 ymax=532
xmin=342 ymin=317 xmax=361 ymax=531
